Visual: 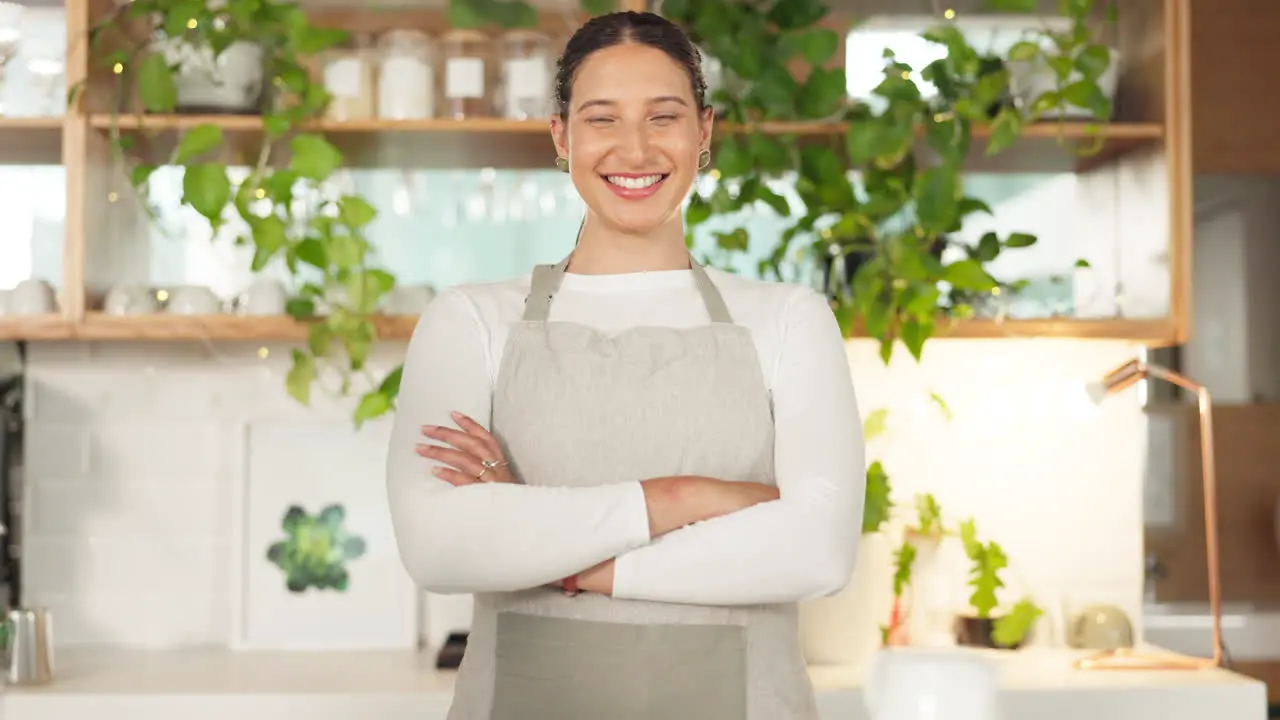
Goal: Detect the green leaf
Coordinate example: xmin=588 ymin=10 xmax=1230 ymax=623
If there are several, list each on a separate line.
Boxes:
xmin=976 ymin=231 xmax=1001 ymax=262
xmin=286 ymin=349 xmax=317 ymax=405
xmin=929 ymin=391 xmax=953 ymax=421
xmin=174 ymin=124 xmax=223 ymax=164
xmin=1075 ymin=44 xmax=1111 ymax=81
xmin=985 ymin=106 xmax=1022 ymax=156
xmin=716 ymin=137 xmax=751 ymax=177
xmin=900 ymin=317 xmax=933 ymax=361
xmin=800 ymin=28 xmax=839 ymax=65
xmin=767 ymin=0 xmax=826 ymax=30
xmin=1005 ymin=232 xmax=1037 ymax=248
xmin=130 ymin=164 xmax=156 ymax=188
xmin=992 ymin=599 xmax=1044 ymax=647
xmin=249 ymin=216 xmax=288 ymax=271
xmin=1007 ymin=40 xmax=1041 ymax=62
xmin=491 ymin=0 xmax=538 ymax=28
xmin=339 ymin=195 xmax=378 ymax=228
xmin=1061 ymin=80 xmax=1112 ymax=119
xmin=290 ymin=134 xmax=344 ymax=180
xmin=982 ymin=0 xmax=1037 ymax=12
xmin=862 ymin=461 xmax=893 ymax=534
xmin=264 ymin=114 xmax=291 ymax=138
xmin=379 ymin=366 xmax=404 ymax=397
xmin=353 ymin=390 xmax=392 ymax=428
xmin=914 ymin=166 xmax=961 ymax=235
xmin=944 ymin=259 xmax=999 ymax=292
xmin=446 ymin=0 xmax=484 ymax=28
xmin=287 ymin=297 xmax=317 ymax=320
xmin=307 ymin=321 xmax=332 ymax=356
xmin=182 ymin=164 xmax=231 ymax=225
xmin=294 ymin=26 xmax=350 ymax=54
xmin=294 ymin=238 xmax=327 ymax=270
xmin=863 ymin=408 xmax=889 ymax=441
xmin=798 ymin=67 xmax=846 ymax=118
xmin=579 ymin=0 xmax=614 ymax=14
xmin=137 ymin=53 xmax=177 ymax=113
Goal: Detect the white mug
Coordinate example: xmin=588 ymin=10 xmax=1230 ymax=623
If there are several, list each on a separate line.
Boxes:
xmin=382 ymin=284 xmax=436 ymax=315
xmin=238 ymin=278 xmax=288 ymax=316
xmin=103 ymin=282 xmax=159 ymax=315
xmin=164 ymin=285 xmax=222 ymax=315
xmin=8 ymin=279 xmax=56 ymax=315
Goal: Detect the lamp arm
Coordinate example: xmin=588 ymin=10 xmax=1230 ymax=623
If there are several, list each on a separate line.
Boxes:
xmin=1147 ymin=364 xmax=1224 ymax=666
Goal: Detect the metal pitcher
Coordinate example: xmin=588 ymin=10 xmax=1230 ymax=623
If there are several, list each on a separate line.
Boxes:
xmin=7 ymin=607 xmax=53 ymax=686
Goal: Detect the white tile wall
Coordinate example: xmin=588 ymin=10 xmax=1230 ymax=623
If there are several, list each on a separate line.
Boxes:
xmin=19 ymin=336 xmax=1149 ymax=649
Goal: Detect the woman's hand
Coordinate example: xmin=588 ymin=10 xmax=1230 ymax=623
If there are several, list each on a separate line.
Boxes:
xmin=416 ymin=411 xmax=515 ymax=486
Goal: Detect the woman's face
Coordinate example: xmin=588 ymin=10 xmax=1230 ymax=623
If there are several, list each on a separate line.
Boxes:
xmin=551 ymin=42 xmax=713 ymax=236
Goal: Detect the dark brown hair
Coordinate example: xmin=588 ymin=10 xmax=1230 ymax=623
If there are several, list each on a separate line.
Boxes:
xmin=554 ymin=11 xmax=709 ymax=119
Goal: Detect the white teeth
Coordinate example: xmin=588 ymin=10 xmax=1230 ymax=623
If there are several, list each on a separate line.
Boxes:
xmin=606 ymin=175 xmax=664 ymax=189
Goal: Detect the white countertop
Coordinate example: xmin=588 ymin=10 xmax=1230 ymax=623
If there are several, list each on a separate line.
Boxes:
xmin=1 ymin=646 xmax=1267 ymax=720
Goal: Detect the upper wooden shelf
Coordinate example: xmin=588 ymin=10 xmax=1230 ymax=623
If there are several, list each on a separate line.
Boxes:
xmin=0 ymin=117 xmax=63 ymax=165
xmin=81 ymin=113 xmax=1163 ymax=172
xmin=0 ymin=312 xmax=1177 ymax=345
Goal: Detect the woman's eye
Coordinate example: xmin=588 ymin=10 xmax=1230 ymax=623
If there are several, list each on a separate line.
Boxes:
xmin=652 ymin=115 xmax=678 ymax=123
xmin=586 ymin=117 xmax=614 ymax=125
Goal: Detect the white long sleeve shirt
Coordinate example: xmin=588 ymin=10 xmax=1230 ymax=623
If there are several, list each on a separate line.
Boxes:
xmin=386 ymin=265 xmax=866 ymax=606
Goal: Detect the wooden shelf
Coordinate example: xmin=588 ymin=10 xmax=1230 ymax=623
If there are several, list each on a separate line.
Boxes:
xmin=86 ymin=114 xmax=1163 ymax=172
xmin=74 ymin=313 xmax=420 ymax=341
xmin=0 ymin=314 xmax=73 ymax=340
xmin=0 ymin=312 xmax=1170 ymax=344
xmin=922 ymin=317 xmax=1176 ymax=345
xmin=0 ymin=117 xmax=64 ymax=165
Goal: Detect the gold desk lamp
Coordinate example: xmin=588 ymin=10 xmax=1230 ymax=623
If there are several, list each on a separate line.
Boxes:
xmin=1077 ymin=358 xmax=1223 ymax=671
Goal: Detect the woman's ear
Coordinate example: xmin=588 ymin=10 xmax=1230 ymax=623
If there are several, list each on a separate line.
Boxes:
xmin=550 ymin=114 xmax=569 ymax=159
xmin=698 ymin=106 xmax=715 ymax=149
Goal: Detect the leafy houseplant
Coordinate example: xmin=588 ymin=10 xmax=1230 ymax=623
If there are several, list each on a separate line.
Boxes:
xmin=79 ymin=0 xmax=639 ymax=427
xmin=955 ymin=518 xmax=1044 ymax=649
xmin=83 ymin=0 xmax=406 ymax=426
xmin=663 ymin=0 xmax=1116 ymax=363
xmin=85 ymin=0 xmax=1115 ymax=430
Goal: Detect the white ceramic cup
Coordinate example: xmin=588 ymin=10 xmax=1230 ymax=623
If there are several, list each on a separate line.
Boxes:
xmin=382 ymin=284 xmax=436 ymax=315
xmin=239 ymin=278 xmax=288 ymax=316
xmin=103 ymin=282 xmax=160 ymax=315
xmin=8 ymin=279 xmax=57 ymax=315
xmin=164 ymin=285 xmax=222 ymax=315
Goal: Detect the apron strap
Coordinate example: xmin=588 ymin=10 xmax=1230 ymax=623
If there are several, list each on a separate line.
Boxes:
xmin=521 ymin=252 xmax=734 ymax=324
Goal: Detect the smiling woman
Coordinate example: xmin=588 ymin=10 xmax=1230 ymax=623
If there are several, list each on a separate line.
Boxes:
xmin=385 ymin=11 xmax=866 ymax=720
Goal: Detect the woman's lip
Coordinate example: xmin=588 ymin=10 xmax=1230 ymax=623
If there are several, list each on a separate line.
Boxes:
xmin=600 ymin=174 xmax=668 ymax=199
xmin=601 ymin=172 xmax=671 ymax=178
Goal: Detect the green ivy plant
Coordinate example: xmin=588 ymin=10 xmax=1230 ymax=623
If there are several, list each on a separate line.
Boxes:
xmin=664 ymin=0 xmax=1117 ymax=363
xmin=79 ymin=0 xmax=408 ymax=426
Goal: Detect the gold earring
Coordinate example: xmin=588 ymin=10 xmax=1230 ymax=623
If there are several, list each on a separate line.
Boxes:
xmin=697 ymin=148 xmax=712 ymax=170
xmin=555 ymin=156 xmax=569 ymax=173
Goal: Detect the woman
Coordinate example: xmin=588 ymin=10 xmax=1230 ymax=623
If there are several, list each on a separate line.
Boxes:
xmin=386 ymin=10 xmax=866 ymax=719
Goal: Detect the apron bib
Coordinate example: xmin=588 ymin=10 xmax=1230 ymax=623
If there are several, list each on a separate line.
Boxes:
xmin=447 ymin=253 xmax=818 ymax=720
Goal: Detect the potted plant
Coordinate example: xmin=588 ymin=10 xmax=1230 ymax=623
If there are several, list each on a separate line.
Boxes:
xmin=954 ymin=518 xmax=1044 ymax=649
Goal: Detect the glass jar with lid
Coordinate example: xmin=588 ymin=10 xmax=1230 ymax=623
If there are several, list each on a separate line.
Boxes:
xmin=497 ymin=29 xmax=554 ymax=120
xmin=376 ymin=29 xmax=437 ymax=120
xmin=320 ymin=34 xmax=376 ymax=121
xmin=439 ymin=29 xmax=495 ymax=119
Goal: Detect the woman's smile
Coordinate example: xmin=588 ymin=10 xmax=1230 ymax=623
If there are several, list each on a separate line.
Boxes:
xmin=602 ymin=172 xmax=670 ymax=199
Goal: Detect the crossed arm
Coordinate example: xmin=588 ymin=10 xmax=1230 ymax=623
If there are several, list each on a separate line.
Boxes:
xmin=386 ymin=286 xmax=866 ymax=605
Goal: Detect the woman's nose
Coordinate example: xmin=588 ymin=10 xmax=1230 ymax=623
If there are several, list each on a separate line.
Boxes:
xmin=618 ymin=125 xmax=651 ymax=161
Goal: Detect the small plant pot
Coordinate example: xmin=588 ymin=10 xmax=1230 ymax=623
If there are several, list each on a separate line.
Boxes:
xmin=954 ymin=615 xmax=1028 ymax=650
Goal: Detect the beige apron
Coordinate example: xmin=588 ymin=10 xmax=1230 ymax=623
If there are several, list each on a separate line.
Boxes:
xmin=446 ymin=253 xmax=819 ymax=720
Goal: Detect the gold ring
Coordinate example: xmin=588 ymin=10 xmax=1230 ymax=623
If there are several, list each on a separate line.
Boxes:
xmin=475 ymin=466 xmax=490 ymax=481
xmin=482 ymin=458 xmax=508 ymax=470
